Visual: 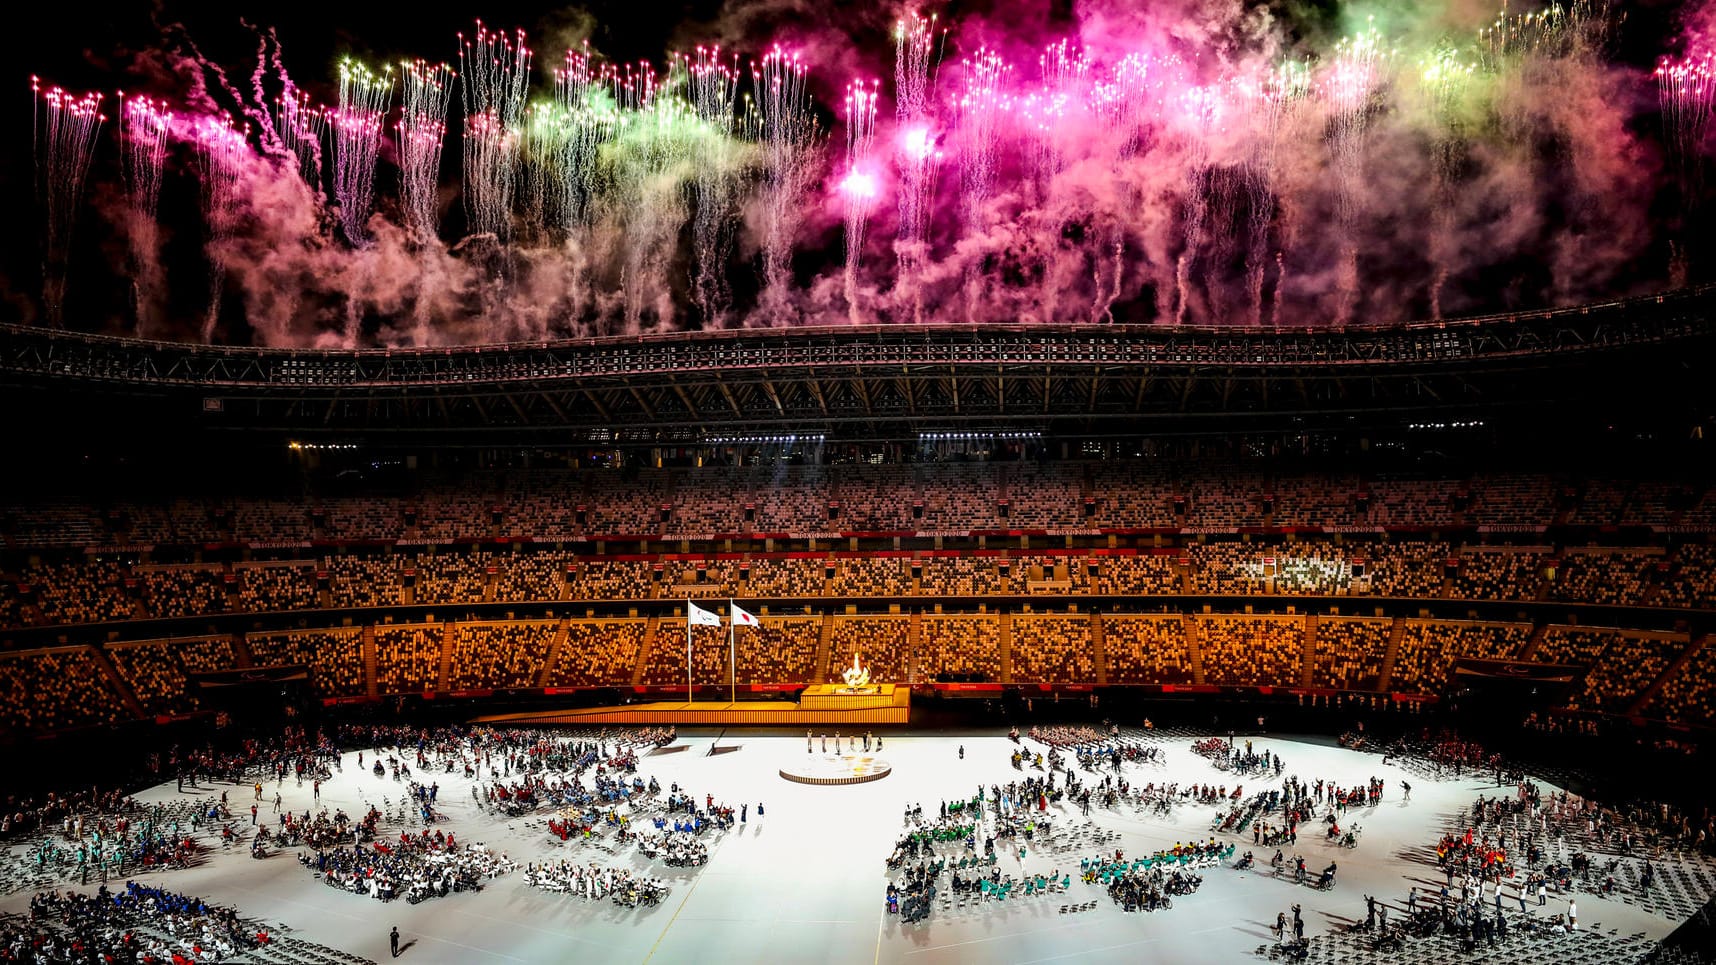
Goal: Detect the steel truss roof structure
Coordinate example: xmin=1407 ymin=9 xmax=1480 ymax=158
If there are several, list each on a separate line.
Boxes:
xmin=3 ymin=287 xmax=1711 ymax=440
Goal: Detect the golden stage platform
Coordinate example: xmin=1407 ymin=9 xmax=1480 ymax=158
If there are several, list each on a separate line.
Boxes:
xmin=472 ymin=684 xmax=908 ymax=727
xmin=779 ymin=753 xmax=893 ymax=786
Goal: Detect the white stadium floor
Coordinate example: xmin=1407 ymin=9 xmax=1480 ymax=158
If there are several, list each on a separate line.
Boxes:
xmin=2 ymin=727 xmax=1705 ymax=964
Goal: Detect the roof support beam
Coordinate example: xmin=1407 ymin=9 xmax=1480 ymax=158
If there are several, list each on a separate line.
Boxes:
xmin=717 ymin=382 xmax=743 ymax=418
xmin=580 ymin=388 xmax=611 ymax=423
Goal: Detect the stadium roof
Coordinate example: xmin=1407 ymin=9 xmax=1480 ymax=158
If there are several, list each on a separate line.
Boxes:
xmin=3 ymin=287 xmax=1712 ymax=442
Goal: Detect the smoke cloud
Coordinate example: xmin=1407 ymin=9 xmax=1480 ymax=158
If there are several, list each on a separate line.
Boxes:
xmin=24 ymin=0 xmax=1705 ymax=346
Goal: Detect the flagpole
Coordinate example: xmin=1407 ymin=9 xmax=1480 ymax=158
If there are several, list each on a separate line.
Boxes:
xmin=728 ymin=598 xmax=736 ymax=705
xmin=685 ymin=599 xmax=692 ymax=706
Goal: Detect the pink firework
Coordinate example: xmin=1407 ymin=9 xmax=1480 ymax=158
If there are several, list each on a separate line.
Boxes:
xmin=193 ymin=114 xmax=251 ymax=342
xmin=954 ymin=46 xmax=1011 ymax=233
xmin=1322 ymin=23 xmax=1392 ymax=119
xmin=753 ymin=45 xmax=819 ymax=320
xmin=1321 ymin=22 xmax=1395 ymax=326
xmin=842 ymin=78 xmax=880 ymax=322
xmin=398 ymin=59 xmax=455 ymax=241
xmin=119 ymin=92 xmax=173 ymax=335
xmin=31 ymin=80 xmax=104 ymax=327
xmin=457 ymin=21 xmax=532 ymax=239
xmin=1023 ymin=40 xmax=1089 ymax=185
xmin=272 ymin=87 xmax=326 ymax=192
xmin=894 ymin=10 xmax=943 ymax=277
xmin=552 ymin=43 xmax=616 ymax=234
xmin=332 ymin=60 xmax=394 ymax=245
xmin=1658 ymin=54 xmax=1716 ymax=173
xmin=119 ymin=93 xmax=172 ymax=223
xmin=686 ymin=45 xmax=743 ymax=322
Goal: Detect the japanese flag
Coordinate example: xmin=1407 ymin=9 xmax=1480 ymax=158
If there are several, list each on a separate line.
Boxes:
xmin=730 ymin=602 xmax=759 ymax=627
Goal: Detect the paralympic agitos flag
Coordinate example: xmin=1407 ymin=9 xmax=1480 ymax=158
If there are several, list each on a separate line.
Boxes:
xmin=1452 ymin=658 xmax=1579 ymax=685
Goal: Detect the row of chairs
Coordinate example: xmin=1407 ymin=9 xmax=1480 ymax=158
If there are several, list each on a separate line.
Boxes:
xmin=1081 ymin=844 xmax=1235 ymax=881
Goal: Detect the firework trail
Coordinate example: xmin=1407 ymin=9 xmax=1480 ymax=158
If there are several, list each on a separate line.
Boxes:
xmin=612 ymin=61 xmax=662 ymax=331
xmin=1418 ymin=46 xmax=1476 ymax=320
xmin=1657 ymin=53 xmax=1716 ymax=283
xmin=1479 ymin=2 xmax=1609 ymax=137
xmin=331 ymin=60 xmax=394 ymax=345
xmin=272 ymin=88 xmax=326 ymax=193
xmin=520 ymin=101 xmax=563 ymax=241
xmin=955 ymin=46 xmax=1010 ymax=322
xmin=841 ymin=79 xmax=880 ymax=323
xmin=120 ymin=95 xmax=173 ymax=229
xmin=255 ymin=27 xmax=307 ymax=149
xmin=1089 ymin=52 xmax=1159 ymax=324
xmin=332 ymin=59 xmax=394 ymax=245
xmin=458 ymin=22 xmax=532 ymax=239
xmin=1029 ymin=40 xmax=1087 ymax=188
xmin=892 ymin=11 xmax=941 ymax=320
xmin=1322 ymin=22 xmax=1393 ymax=326
xmin=395 ymin=59 xmax=455 ymax=343
xmin=1094 ymin=52 xmax=1158 ymax=151
xmin=1244 ymin=61 xmax=1308 ymax=326
xmin=119 ymin=93 xmax=173 ymax=336
xmin=551 ymin=45 xmax=614 ymax=234
xmin=1479 ymin=2 xmax=1607 ymax=69
xmin=1018 ymin=35 xmax=1088 ymax=314
xmin=954 ymin=47 xmax=1009 ymax=236
xmin=398 ymin=59 xmax=455 ymax=242
xmin=1658 ymin=55 xmax=1716 ymax=185
xmin=550 ymin=48 xmax=595 ymax=228
xmin=31 ymin=81 xmax=104 ymax=329
xmin=686 ymin=46 xmax=743 ymax=324
xmin=1017 ymin=92 xmax=1056 ymax=198
xmin=520 ymin=75 xmax=598 ymax=243
xmin=1173 ymin=84 xmax=1225 ymax=326
xmin=754 ymin=46 xmax=819 ymax=324
xmin=607 ymin=61 xmax=699 ymax=332
xmin=542 ymin=44 xmax=618 ymax=331
xmin=194 ymin=114 xmax=250 ymax=343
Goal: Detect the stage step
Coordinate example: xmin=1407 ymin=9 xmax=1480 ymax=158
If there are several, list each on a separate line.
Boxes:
xmin=231 ymin=631 xmax=254 ymax=670
xmin=90 ymin=644 xmax=146 ymax=718
xmin=813 ymin=613 xmax=835 ymax=682
xmin=1184 ymin=615 xmax=1206 ymax=686
xmin=660 ymin=471 xmax=681 ymax=531
xmin=434 ymin=622 xmax=455 ymax=692
xmin=906 ymin=611 xmax=923 ymax=685
xmin=1519 ymin=621 xmax=1550 ymax=662
xmin=223 ymin=567 xmax=243 ymax=615
xmin=536 ymin=618 xmax=571 ymax=689
xmin=630 ymin=616 xmax=660 ymax=687
xmin=361 ymin=624 xmax=378 ymax=698
xmin=1378 ymin=617 xmax=1407 ymax=692
xmin=1300 ymin=613 xmax=1318 ymax=689
xmin=1092 ymin=613 xmax=1108 ymax=685
xmin=1628 ymin=631 xmax=1709 ymax=716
